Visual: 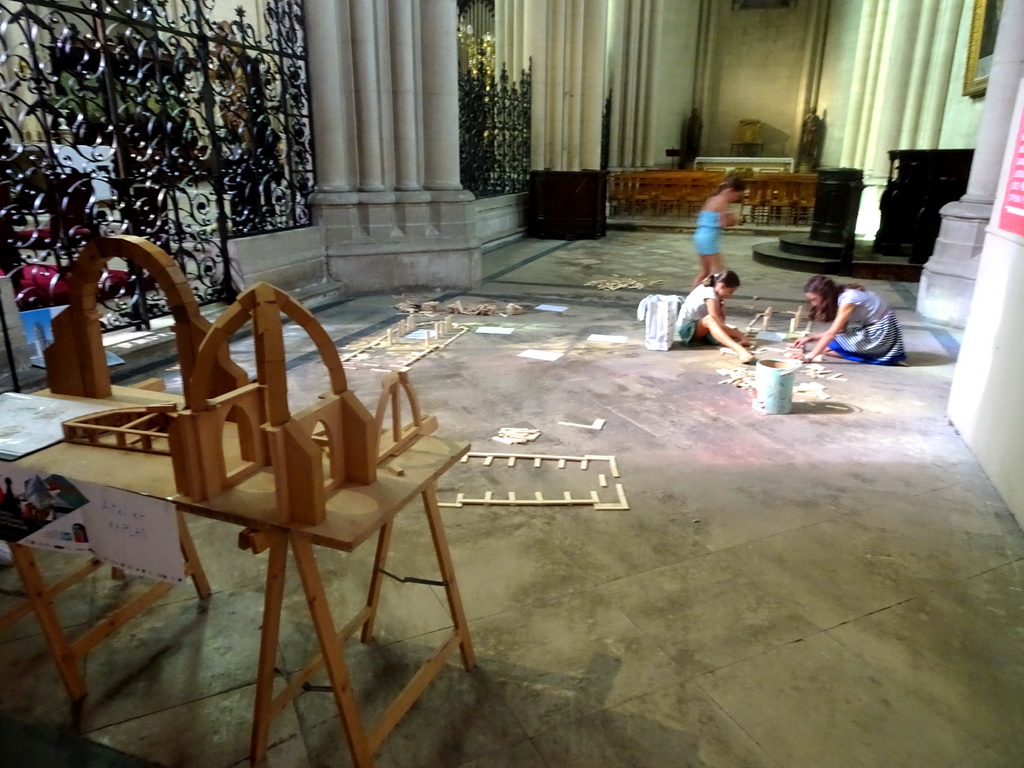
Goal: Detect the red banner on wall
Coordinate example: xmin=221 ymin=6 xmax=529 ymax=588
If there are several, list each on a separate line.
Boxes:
xmin=999 ymin=105 xmax=1024 ymax=237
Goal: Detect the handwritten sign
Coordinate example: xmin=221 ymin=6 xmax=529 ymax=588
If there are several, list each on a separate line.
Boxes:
xmin=2 ymin=466 xmax=184 ymax=584
xmin=998 ymin=104 xmax=1024 ymax=237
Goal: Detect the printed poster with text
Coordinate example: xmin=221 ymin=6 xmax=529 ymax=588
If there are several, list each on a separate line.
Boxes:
xmin=998 ymin=104 xmax=1024 ymax=238
xmin=0 ymin=467 xmax=184 ymax=584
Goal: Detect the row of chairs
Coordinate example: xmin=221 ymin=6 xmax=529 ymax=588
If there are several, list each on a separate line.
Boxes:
xmin=745 ymin=174 xmax=817 ymax=226
xmin=608 ymin=170 xmax=725 ymax=219
xmin=608 ymin=170 xmax=817 ymax=226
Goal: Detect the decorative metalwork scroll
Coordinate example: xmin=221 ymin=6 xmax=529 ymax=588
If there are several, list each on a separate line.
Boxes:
xmin=458 ymin=45 xmax=531 ymax=200
xmin=0 ymin=0 xmax=314 ymax=332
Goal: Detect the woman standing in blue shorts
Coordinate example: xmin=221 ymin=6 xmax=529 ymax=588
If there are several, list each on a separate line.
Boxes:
xmin=692 ymin=177 xmax=745 ymax=288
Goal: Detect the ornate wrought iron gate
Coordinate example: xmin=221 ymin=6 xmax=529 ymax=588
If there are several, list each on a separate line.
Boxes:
xmin=456 ymin=0 xmax=531 ymax=199
xmin=0 ymin=0 xmax=314 ymax=332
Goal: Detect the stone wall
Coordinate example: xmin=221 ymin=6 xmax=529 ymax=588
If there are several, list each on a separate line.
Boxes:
xmin=948 ymin=77 xmax=1024 ymax=525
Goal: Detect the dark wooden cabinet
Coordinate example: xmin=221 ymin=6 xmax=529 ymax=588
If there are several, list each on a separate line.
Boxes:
xmin=528 ymin=170 xmax=607 ymax=239
xmin=874 ymin=149 xmax=973 ymax=263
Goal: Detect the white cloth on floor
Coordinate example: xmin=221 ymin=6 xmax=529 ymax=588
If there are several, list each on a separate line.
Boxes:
xmin=637 ymin=294 xmax=682 ymax=351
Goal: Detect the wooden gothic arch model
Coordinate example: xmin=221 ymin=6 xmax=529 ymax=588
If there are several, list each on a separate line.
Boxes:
xmin=170 ymin=282 xmax=378 ymax=525
xmin=44 ymin=235 xmax=247 ymax=401
xmin=49 ymin=238 xmax=439 ymax=527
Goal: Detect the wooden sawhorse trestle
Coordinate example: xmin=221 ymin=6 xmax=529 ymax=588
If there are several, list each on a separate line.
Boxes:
xmin=0 ymin=509 xmax=210 ymax=703
xmin=240 ymin=482 xmax=476 ymax=767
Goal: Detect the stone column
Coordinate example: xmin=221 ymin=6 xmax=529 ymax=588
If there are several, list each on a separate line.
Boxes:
xmin=838 ymin=0 xmax=870 ymax=167
xmin=523 ymin=0 xmax=609 ymax=171
xmin=866 ymin=0 xmax=915 ymax=180
xmin=421 ymin=0 xmax=464 ymax=190
xmin=306 ymin=0 xmax=357 ymax=194
xmin=306 ymin=0 xmax=479 ymax=294
xmin=794 ymin=0 xmax=829 ymax=149
xmin=350 ymin=0 xmax=387 ymax=192
xmin=580 ymin=5 xmax=609 ymax=169
xmin=608 ymin=0 xmax=658 ymax=168
xmin=390 ymin=0 xmax=421 ymax=191
xmin=915 ymin=0 xmax=964 ymax=147
xmin=897 ymin=0 xmax=940 ymax=147
xmin=564 ymin=0 xmax=585 ymax=170
xmin=495 ymin=0 xmax=527 ymax=78
xmin=525 ymin=0 xmax=547 ymax=170
xmin=918 ymin=0 xmax=1024 ymax=326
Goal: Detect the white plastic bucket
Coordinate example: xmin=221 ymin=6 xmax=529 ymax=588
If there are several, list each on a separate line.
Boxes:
xmin=753 ymin=358 xmax=801 ymax=414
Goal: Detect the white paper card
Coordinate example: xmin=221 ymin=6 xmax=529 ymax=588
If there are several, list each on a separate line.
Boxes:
xmin=475 ymin=326 xmax=514 ymax=335
xmin=535 ymin=304 xmax=568 ymax=312
xmin=587 ymin=334 xmax=628 ymax=343
xmin=518 ymin=349 xmax=563 ymax=361
xmin=404 ymin=329 xmax=437 ymax=340
xmin=0 ymin=393 xmax=124 ymax=461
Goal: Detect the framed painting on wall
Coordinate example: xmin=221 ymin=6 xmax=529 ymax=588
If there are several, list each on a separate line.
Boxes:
xmin=964 ymin=0 xmax=1003 ymax=98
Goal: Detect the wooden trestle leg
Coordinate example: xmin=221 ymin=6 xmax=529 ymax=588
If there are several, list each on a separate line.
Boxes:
xmin=422 ymin=482 xmax=476 ymax=671
xmin=290 ymin=535 xmax=374 ymax=768
xmin=360 ymin=521 xmax=394 ymax=643
xmin=244 ymin=479 xmax=476 ymax=767
xmin=248 ymin=532 xmax=290 ymax=765
xmin=10 ymin=543 xmax=87 ymax=701
xmin=5 ymin=514 xmax=210 ymax=705
xmin=177 ymin=509 xmax=211 ymax=598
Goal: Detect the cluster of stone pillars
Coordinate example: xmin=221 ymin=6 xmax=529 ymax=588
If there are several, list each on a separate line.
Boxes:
xmin=304 ymin=0 xmax=479 ymax=292
xmin=496 ymin=0 xmax=609 ymax=172
xmin=295 ymin=0 xmax=1023 ymax=317
xmin=919 ymin=0 xmax=1024 ymax=327
xmin=838 ymin=0 xmax=965 ymax=179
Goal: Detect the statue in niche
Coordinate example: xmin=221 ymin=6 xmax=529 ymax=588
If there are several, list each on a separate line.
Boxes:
xmin=798 ymin=110 xmax=824 ymax=171
xmin=683 ymin=109 xmax=703 ymax=165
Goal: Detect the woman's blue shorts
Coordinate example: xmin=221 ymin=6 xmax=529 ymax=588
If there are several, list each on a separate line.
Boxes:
xmin=693 ymin=227 xmax=720 ymax=256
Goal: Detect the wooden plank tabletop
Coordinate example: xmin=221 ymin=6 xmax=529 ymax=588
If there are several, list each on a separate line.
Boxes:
xmin=15 ymin=387 xmax=469 ymax=553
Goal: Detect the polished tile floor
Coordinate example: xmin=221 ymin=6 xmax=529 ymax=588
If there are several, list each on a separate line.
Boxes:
xmin=2 ymin=230 xmax=1022 ymax=768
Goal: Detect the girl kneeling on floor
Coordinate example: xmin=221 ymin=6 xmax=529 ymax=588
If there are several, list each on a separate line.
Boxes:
xmin=788 ymin=275 xmax=906 ymax=365
xmin=676 ymin=270 xmax=755 ymax=363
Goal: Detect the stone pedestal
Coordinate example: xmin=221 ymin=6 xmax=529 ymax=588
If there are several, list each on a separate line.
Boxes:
xmin=317 ymin=190 xmax=481 ymax=293
xmin=811 ymin=168 xmax=864 ymax=247
xmin=915 ymin=197 xmax=991 ymax=326
xmin=918 ymin=0 xmax=1024 ymax=327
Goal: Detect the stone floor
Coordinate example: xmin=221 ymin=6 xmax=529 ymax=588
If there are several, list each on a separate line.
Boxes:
xmin=2 ymin=230 xmax=1023 ymax=768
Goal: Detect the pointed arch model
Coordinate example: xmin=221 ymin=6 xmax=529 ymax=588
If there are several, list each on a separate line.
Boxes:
xmin=170 ymin=282 xmax=378 ymax=525
xmin=44 ymin=235 xmax=248 ymax=400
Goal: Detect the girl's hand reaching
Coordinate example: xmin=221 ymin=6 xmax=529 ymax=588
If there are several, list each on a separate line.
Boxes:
xmin=783 ymin=348 xmax=806 ymax=362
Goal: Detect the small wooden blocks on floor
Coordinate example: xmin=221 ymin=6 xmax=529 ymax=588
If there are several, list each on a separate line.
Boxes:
xmin=441 ymin=452 xmax=628 ymax=510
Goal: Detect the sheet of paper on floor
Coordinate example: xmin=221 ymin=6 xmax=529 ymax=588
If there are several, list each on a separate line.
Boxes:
xmin=404 ymin=329 xmax=437 ymax=339
xmin=475 ymin=326 xmax=515 ymax=334
xmin=518 ymin=349 xmax=563 ymax=361
xmin=535 ymin=304 xmax=568 ymax=312
xmin=587 ymin=334 xmax=628 ymax=343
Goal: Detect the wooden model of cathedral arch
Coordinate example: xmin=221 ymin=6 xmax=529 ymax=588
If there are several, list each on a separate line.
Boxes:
xmin=169 ymin=282 xmax=378 ymax=525
xmin=44 ymin=235 xmax=248 ymax=401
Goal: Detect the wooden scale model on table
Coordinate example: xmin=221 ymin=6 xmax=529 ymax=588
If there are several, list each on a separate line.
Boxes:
xmin=22 ymin=235 xmax=475 ymax=767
